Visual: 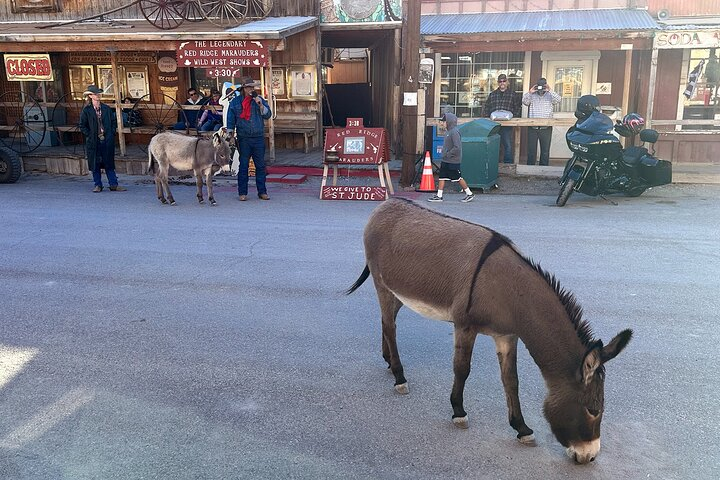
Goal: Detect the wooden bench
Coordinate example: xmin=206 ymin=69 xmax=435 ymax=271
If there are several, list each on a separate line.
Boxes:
xmin=271 ymin=112 xmax=318 ymax=154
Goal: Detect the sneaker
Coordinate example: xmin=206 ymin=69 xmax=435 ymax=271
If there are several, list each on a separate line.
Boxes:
xmin=461 ymin=194 xmax=475 ymax=203
xmin=258 ymin=193 xmax=270 ymax=200
xmin=238 ymin=195 xmax=247 ymax=201
xmin=427 ymin=195 xmax=443 ymax=202
xmin=92 ymin=186 xmax=103 ymax=193
xmin=109 ymin=186 xmax=127 ymax=191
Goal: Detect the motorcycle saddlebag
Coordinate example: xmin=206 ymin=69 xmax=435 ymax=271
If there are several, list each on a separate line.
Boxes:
xmin=640 ymin=158 xmax=672 ymax=186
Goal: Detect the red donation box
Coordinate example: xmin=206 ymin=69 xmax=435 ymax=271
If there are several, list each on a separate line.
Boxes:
xmin=320 ymin=118 xmax=394 ymax=201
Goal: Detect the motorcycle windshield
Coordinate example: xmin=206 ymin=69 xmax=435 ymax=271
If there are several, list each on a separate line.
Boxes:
xmin=567 ymin=111 xmax=620 ymax=147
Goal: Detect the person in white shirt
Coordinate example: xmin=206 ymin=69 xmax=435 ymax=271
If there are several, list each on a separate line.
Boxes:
xmin=522 ymin=77 xmax=562 ymax=166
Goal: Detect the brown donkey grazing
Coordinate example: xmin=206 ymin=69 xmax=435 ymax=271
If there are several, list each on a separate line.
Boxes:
xmin=347 ymin=198 xmax=632 ymax=464
xmin=147 ymin=129 xmax=232 ymax=205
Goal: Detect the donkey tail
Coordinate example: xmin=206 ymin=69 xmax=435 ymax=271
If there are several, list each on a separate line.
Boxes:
xmin=346 ymin=265 xmax=370 ymax=295
xmin=147 ymin=148 xmax=155 ymax=175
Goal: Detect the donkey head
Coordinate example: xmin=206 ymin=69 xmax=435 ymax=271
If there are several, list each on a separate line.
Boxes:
xmin=543 ymin=329 xmax=632 ymax=464
xmin=211 ymin=130 xmax=233 ymax=170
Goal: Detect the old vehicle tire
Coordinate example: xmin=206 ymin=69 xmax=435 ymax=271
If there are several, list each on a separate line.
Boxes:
xmin=625 ymin=186 xmax=647 ymax=197
xmin=0 ymin=146 xmax=22 ymax=183
xmin=556 ymin=178 xmax=576 ymax=206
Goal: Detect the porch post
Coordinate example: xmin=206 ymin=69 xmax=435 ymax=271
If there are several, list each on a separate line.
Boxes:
xmin=646 ymin=35 xmax=659 ymax=129
xmin=109 ymin=49 xmax=126 ymax=156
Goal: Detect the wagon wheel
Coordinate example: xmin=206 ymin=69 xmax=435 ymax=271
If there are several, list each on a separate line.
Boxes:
xmin=199 ymin=0 xmax=248 ymax=28
xmin=51 ymin=93 xmax=86 ymax=156
xmin=139 ymin=0 xmax=186 ymax=30
xmin=245 ymin=0 xmax=272 ymax=19
xmin=0 ymin=91 xmax=46 ymax=154
xmin=181 ymin=0 xmax=205 ymax=21
xmin=131 ymin=92 xmax=188 ymax=152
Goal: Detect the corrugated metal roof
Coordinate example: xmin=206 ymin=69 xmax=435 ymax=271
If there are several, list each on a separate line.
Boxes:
xmin=225 ymin=16 xmax=317 ymax=36
xmin=421 ymin=9 xmax=658 ymax=35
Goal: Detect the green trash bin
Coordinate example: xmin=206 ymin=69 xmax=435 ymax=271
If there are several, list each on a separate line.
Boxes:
xmin=458 ymin=118 xmax=501 ymax=191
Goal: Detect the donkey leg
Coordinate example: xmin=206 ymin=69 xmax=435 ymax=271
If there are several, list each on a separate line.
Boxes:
xmin=162 ymin=173 xmax=175 ymax=206
xmin=205 ymin=168 xmax=217 ymax=205
xmin=450 ymin=327 xmax=478 ymax=429
xmin=375 ymin=284 xmax=407 ymax=394
xmin=494 ymin=335 xmax=535 ymax=445
xmin=154 ymin=176 xmax=167 ymax=204
xmin=195 ymin=171 xmax=204 ymax=204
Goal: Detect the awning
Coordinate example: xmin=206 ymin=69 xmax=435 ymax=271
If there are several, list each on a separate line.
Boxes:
xmin=421 ymin=9 xmax=658 ymax=35
xmin=0 ymin=16 xmax=317 ymax=45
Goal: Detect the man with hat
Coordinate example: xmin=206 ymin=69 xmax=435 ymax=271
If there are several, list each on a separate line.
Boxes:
xmin=226 ymin=77 xmax=272 ymax=201
xmin=522 ymin=77 xmax=562 ymax=166
xmin=482 ymin=73 xmax=521 ymax=164
xmin=79 ymin=85 xmax=126 ymax=192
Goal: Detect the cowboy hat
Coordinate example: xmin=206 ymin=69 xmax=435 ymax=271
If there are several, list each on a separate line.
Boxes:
xmin=83 ymin=85 xmax=103 ymax=96
xmin=240 ymin=77 xmax=260 ymax=88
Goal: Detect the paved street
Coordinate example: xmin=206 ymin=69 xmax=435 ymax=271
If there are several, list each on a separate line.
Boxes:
xmin=1 ymin=173 xmax=719 ymax=479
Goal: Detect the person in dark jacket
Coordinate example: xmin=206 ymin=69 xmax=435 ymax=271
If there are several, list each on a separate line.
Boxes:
xmin=226 ymin=77 xmax=272 ymax=201
xmin=79 ymin=85 xmax=126 ymax=192
xmin=483 ymin=73 xmax=521 ymax=163
xmin=427 ymin=112 xmax=474 ymax=203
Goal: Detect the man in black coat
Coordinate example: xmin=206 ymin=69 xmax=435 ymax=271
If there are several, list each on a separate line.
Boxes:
xmin=79 ymin=85 xmax=126 ymax=192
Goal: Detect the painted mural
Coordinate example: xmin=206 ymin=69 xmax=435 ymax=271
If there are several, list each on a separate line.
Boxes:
xmin=321 ymin=0 xmax=401 ymax=23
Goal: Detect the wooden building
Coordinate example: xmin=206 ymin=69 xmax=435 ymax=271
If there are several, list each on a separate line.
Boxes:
xmin=644 ymin=0 xmax=720 ymax=163
xmin=0 ymin=0 xmax=323 ymax=167
xmin=420 ymin=0 xmax=660 ymax=167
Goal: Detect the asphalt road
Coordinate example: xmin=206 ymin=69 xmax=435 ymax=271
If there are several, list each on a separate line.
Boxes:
xmin=1 ymin=173 xmax=719 ymax=479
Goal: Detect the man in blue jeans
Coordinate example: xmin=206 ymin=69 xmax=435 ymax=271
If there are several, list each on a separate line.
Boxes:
xmin=482 ymin=73 xmax=521 ymax=164
xmin=226 ymin=77 xmax=272 ymax=201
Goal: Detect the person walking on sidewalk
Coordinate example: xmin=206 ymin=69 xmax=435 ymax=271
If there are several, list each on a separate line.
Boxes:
xmin=522 ymin=77 xmax=562 ymax=166
xmin=226 ymin=77 xmax=272 ymax=201
xmin=483 ymin=73 xmax=521 ymax=164
xmin=428 ymin=112 xmax=474 ymax=203
xmin=79 ymin=85 xmax=126 ymax=193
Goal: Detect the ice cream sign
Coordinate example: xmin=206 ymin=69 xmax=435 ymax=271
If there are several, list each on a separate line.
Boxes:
xmin=176 ymin=40 xmax=269 ymax=69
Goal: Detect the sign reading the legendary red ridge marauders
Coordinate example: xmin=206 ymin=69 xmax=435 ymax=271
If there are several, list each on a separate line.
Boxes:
xmin=176 ymin=41 xmax=269 ymax=69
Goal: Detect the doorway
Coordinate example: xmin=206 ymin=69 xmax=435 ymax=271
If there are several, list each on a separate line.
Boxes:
xmin=542 ymin=51 xmax=599 ymax=160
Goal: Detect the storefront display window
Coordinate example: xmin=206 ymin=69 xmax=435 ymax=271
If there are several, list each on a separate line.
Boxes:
xmin=69 ymin=66 xmax=95 ymax=99
xmin=440 ymin=52 xmax=524 ymax=117
xmin=682 ymin=48 xmax=719 ymax=131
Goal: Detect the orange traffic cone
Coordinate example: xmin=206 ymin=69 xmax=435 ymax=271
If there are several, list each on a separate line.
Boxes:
xmin=416 ymin=151 xmax=436 ymax=192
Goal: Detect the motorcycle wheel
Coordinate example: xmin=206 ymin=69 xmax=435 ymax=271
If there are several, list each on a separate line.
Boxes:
xmin=556 ymin=178 xmax=576 ymax=207
xmin=625 ymin=186 xmax=646 ymax=197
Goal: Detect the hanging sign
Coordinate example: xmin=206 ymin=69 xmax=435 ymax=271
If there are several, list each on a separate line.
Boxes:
xmin=176 ymin=40 xmax=269 ymax=69
xmin=656 ymin=30 xmax=720 ymax=49
xmin=4 ymin=54 xmax=53 ymax=81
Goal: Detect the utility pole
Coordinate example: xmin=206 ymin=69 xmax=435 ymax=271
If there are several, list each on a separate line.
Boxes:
xmin=399 ymin=0 xmax=421 ymax=188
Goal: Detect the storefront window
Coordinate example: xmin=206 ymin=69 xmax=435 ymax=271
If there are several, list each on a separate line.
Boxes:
xmin=69 ymin=66 xmax=95 ymax=99
xmin=440 ymin=52 xmax=524 ymax=117
xmin=682 ymin=48 xmax=719 ymax=131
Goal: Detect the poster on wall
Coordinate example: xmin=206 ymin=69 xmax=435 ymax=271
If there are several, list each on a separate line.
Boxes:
xmin=271 ymin=67 xmax=286 ymax=98
xmin=98 ymin=66 xmax=115 ymax=96
xmin=321 ymin=0 xmax=401 ymax=23
xmin=127 ymin=71 xmax=148 ymax=98
xmin=288 ymin=67 xmax=315 ymax=100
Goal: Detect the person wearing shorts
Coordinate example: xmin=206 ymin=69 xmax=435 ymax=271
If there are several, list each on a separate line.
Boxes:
xmin=428 ymin=112 xmax=474 ymax=203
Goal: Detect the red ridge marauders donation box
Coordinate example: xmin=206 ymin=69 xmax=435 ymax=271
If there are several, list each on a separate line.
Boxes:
xmin=320 ymin=118 xmax=394 ymax=201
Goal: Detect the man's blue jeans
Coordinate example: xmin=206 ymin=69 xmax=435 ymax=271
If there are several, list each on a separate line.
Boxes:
xmin=499 ymin=126 xmax=514 ymax=163
xmin=237 ymin=136 xmax=267 ymax=196
xmin=91 ymin=138 xmax=118 ymax=187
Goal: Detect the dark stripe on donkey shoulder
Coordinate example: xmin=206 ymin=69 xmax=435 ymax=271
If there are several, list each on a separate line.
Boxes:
xmin=465 ymin=232 xmax=508 ymax=313
xmin=346 ymin=265 xmax=371 ymax=295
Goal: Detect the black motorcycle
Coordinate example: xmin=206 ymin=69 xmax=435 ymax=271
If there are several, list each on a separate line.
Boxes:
xmin=556 ymin=105 xmax=672 ymax=207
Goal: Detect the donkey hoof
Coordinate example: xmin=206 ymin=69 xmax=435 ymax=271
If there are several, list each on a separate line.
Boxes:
xmin=394 ymin=383 xmax=409 ymax=395
xmin=518 ymin=434 xmax=536 ymax=446
xmin=452 ymin=416 xmax=469 ymax=429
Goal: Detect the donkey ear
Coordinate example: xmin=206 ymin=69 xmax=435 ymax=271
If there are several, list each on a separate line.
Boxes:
xmin=600 ymin=329 xmax=633 ymax=364
xmin=212 ymin=131 xmax=221 ymax=146
xmin=581 ymin=347 xmax=602 ymax=385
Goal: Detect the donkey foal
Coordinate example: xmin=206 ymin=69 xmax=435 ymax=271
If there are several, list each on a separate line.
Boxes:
xmin=347 ymin=198 xmax=632 ymax=464
xmin=147 ymin=129 xmax=232 ymax=205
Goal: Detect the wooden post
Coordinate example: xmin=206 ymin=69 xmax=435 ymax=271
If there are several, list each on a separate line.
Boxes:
xmin=621 ymin=48 xmax=632 ymax=147
xmin=109 ymin=49 xmax=126 ymax=156
xmin=646 ymin=36 xmax=659 ymax=130
xmin=265 ymin=58 xmax=275 ymax=163
xmin=399 ymin=0 xmax=421 ymax=188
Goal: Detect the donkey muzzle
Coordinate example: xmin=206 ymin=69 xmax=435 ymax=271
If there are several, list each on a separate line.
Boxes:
xmin=566 ymin=438 xmax=600 ymax=464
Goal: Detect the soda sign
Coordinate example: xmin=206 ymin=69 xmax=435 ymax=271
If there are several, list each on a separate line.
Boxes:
xmin=4 ymin=54 xmax=53 ymax=81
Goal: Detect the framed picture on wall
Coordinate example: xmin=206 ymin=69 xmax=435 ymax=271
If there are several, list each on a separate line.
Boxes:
xmin=288 ymin=66 xmax=316 ymax=100
xmin=98 ymin=66 xmax=115 ymax=97
xmin=69 ymin=66 xmax=95 ymax=100
xmin=271 ymin=67 xmax=286 ymax=98
xmin=11 ymin=0 xmax=61 ymax=13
